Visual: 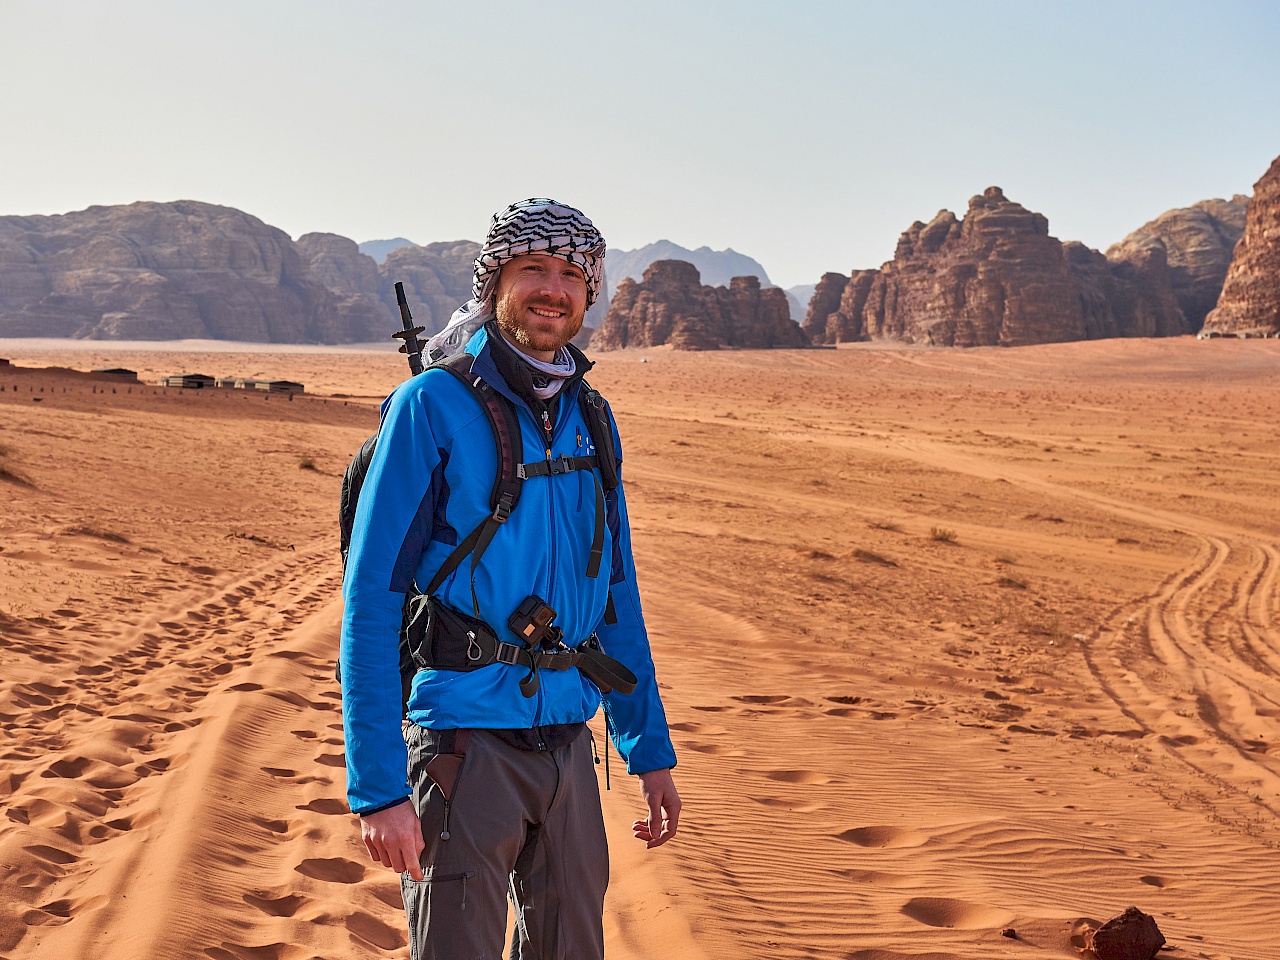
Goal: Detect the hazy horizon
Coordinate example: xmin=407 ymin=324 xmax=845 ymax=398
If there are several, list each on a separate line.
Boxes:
xmin=2 ymin=1 xmax=1278 ymax=287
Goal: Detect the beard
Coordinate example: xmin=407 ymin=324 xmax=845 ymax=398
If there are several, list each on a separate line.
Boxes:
xmin=494 ymin=290 xmax=586 ymax=355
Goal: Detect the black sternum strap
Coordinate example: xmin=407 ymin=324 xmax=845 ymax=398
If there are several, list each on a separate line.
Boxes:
xmin=517 ymin=455 xmax=605 ymax=579
xmin=517 ymin=455 xmax=597 ymax=479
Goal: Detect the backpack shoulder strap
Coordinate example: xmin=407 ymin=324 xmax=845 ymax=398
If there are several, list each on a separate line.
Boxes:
xmin=425 ymin=354 xmax=524 ymax=608
xmin=339 ymin=433 xmax=380 ymax=573
xmin=577 ymin=378 xmax=619 ymax=492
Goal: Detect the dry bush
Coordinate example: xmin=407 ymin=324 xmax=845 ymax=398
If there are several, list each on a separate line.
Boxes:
xmin=64 ymin=525 xmax=130 ymax=544
xmin=929 ymin=526 xmax=957 ymax=544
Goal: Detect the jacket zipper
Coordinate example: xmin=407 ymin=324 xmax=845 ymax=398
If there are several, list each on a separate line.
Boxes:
xmin=535 ymin=406 xmax=556 ymax=733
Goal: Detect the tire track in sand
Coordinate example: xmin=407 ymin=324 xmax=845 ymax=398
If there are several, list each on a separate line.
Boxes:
xmin=793 ymin=429 xmax=1280 ymax=826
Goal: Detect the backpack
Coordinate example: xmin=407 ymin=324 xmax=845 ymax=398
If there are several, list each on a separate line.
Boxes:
xmin=336 ymin=349 xmax=621 ymax=702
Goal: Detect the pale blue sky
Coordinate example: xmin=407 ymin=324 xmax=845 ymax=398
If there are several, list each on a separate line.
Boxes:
xmin=2 ymin=1 xmax=1277 ymax=287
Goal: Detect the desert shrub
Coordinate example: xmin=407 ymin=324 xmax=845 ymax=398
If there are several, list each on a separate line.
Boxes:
xmin=64 ymin=525 xmax=130 ymax=544
xmin=299 ymin=456 xmax=319 ymax=471
xmin=929 ymin=526 xmax=957 ymax=544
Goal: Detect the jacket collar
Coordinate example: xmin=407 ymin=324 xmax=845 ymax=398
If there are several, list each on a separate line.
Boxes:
xmin=465 ymin=322 xmax=593 ymax=413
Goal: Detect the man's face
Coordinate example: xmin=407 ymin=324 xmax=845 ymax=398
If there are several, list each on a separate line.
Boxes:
xmin=494 ymin=253 xmax=588 ymax=357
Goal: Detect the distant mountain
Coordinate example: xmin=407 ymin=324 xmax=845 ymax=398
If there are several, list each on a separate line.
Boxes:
xmin=605 ymin=241 xmax=774 ymax=292
xmin=359 ymin=237 xmax=419 ymax=264
xmin=786 ymin=284 xmax=815 ymax=323
xmin=0 ymin=200 xmax=382 ymax=342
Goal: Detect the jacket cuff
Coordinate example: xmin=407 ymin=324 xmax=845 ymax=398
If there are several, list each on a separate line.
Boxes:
xmin=356 ymin=795 xmax=412 ymax=817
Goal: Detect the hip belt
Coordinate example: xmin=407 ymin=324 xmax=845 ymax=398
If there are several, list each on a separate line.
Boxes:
xmin=403 ymin=593 xmax=637 ymax=698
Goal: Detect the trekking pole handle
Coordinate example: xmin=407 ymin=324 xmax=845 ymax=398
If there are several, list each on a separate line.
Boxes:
xmin=393 ymin=280 xmax=426 ymax=376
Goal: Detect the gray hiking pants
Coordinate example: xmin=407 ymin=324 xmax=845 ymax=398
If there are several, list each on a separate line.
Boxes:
xmin=401 ymin=724 xmax=609 ymax=960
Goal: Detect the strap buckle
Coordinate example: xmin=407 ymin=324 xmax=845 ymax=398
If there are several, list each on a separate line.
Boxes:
xmin=492 ymin=490 xmax=516 ymax=522
xmin=494 ymin=642 xmax=524 ymax=666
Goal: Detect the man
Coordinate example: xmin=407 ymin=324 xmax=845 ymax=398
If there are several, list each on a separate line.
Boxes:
xmin=341 ymin=198 xmax=680 ymax=959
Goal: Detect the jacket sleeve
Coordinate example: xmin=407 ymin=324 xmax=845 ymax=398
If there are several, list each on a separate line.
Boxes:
xmin=595 ymin=414 xmax=678 ymax=775
xmin=341 ymin=379 xmax=442 ymax=814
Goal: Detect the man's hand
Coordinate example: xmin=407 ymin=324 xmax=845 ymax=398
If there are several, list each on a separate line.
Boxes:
xmin=360 ymin=799 xmax=425 ymax=881
xmin=633 ymin=768 xmax=680 ymax=848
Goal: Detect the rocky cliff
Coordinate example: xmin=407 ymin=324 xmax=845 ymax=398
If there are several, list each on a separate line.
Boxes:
xmin=1108 ymin=196 xmax=1249 ymax=329
xmin=0 ymin=201 xmax=391 ymax=342
xmin=591 ymin=260 xmax=805 ymax=350
xmin=379 ymin=241 xmax=480 ymax=336
xmin=1202 ymin=156 xmax=1280 ymax=336
xmin=295 ymin=232 xmax=391 ymax=340
xmin=803 ymin=187 xmax=1188 ymax=347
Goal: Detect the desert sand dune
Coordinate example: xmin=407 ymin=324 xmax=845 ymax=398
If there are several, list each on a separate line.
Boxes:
xmin=3 ymin=337 xmax=1280 ymax=959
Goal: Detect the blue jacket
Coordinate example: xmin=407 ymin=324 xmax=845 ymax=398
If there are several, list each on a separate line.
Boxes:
xmin=341 ymin=325 xmax=677 ymax=814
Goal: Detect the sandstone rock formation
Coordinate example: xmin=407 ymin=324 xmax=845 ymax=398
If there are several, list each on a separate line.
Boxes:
xmin=0 ymin=201 xmax=373 ymax=342
xmin=603 ymin=240 xmax=797 ymax=319
xmin=295 ymin=232 xmax=391 ymax=341
xmin=381 ymin=241 xmax=481 ymax=336
xmin=1109 ymin=196 xmax=1249 ymax=329
xmin=1202 ymin=155 xmax=1280 ymax=336
xmin=803 ymin=187 xmax=1188 ymax=347
xmin=592 ymin=260 xmax=805 ymax=350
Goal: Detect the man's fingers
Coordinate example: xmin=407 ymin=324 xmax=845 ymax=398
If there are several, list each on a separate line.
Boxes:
xmin=635 ymin=769 xmax=681 ymax=848
xmin=360 ymin=801 xmax=425 ymax=880
xmin=646 ymin=793 xmax=663 ymax=843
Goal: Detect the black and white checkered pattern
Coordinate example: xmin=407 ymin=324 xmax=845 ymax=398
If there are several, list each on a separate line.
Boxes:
xmin=472 ymin=199 xmax=606 ymax=306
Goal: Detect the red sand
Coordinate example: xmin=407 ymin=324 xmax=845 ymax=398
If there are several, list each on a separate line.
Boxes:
xmin=2 ymin=336 xmax=1279 ymax=959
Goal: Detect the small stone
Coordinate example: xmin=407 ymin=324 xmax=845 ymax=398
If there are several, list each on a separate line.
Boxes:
xmin=1000 ymin=927 xmax=1017 ymax=939
xmin=1085 ymin=906 xmax=1166 ymax=960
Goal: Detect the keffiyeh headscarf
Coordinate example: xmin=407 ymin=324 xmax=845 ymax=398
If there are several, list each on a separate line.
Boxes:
xmin=426 ymin=198 xmax=606 ymax=361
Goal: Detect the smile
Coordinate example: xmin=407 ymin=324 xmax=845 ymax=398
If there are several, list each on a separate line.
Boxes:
xmin=530 ymin=307 xmax=564 ymax=318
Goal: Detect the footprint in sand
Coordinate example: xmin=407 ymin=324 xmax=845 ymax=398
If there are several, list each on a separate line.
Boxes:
xmin=682 ymin=741 xmax=743 ymax=757
xmin=204 ymin=942 xmax=310 ymax=960
xmin=251 ymin=816 xmax=292 ymax=835
xmin=749 ymin=796 xmax=822 ymax=814
xmin=1139 ymin=875 xmax=1171 ymax=888
xmin=763 ymin=770 xmax=834 ymax=785
xmin=364 ymin=878 xmax=404 ymax=910
xmin=243 ymin=892 xmax=307 ymax=917
xmin=314 ymin=753 xmax=345 ymax=767
xmin=23 ymin=844 xmax=79 ymax=866
xmin=836 ymin=826 xmax=927 ymax=848
xmin=42 ymin=756 xmax=92 ymax=779
xmin=294 ymin=857 xmax=365 ymax=884
xmin=900 ymin=896 xmax=1015 ymax=930
xmin=346 ymin=911 xmax=406 ymax=950
xmin=296 ymin=798 xmax=348 ymax=815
